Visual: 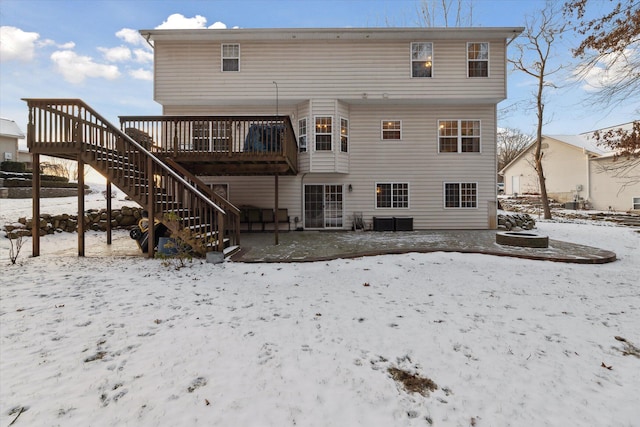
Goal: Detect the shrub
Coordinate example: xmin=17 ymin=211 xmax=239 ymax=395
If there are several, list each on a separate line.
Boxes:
xmin=40 ymin=174 xmax=69 ymax=183
xmin=0 ymin=161 xmax=26 ymax=173
xmin=157 ymin=212 xmax=212 ymax=270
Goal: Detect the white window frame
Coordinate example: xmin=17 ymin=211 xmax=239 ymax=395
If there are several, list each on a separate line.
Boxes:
xmin=298 ymin=117 xmax=307 ymax=152
xmin=207 ymin=183 xmax=229 ymax=200
xmin=314 ymin=116 xmax=333 ymax=151
xmin=633 ymin=196 xmax=640 ymax=210
xmin=340 ymin=117 xmax=349 ymax=153
xmin=411 ymin=42 xmax=433 ymax=78
xmin=381 ymin=120 xmax=402 ymax=140
xmin=221 ymin=43 xmax=240 ymax=72
xmin=438 ymin=119 xmax=482 ymax=153
xmin=467 ymin=42 xmax=489 ymax=78
xmin=191 ymin=121 xmax=230 ymax=151
xmin=443 ymin=182 xmax=478 ymax=209
xmin=375 ymin=182 xmax=409 ymax=209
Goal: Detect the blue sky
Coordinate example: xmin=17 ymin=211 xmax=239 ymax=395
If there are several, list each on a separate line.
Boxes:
xmin=1 ymin=0 xmax=638 ymax=144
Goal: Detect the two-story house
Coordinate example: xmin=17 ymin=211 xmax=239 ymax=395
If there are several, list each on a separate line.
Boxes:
xmin=24 ymin=26 xmax=523 ymax=258
xmin=133 ymin=27 xmax=522 ymax=231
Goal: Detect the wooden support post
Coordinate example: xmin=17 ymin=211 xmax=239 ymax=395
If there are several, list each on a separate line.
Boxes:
xmin=106 ymin=180 xmax=112 ymax=245
xmin=32 ymin=153 xmax=40 ymax=257
xmin=147 ymin=157 xmax=155 ymax=258
xmin=274 ymin=174 xmax=279 ymax=245
xmin=77 ymin=158 xmax=85 ymax=257
xmin=217 ymin=211 xmax=225 ymax=252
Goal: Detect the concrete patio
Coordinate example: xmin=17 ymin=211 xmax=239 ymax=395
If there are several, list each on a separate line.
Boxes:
xmin=230 ymin=229 xmax=617 ymax=264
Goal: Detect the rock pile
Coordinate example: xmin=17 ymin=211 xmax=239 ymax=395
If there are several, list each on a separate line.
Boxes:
xmin=498 ymin=213 xmax=536 ymax=231
xmin=3 ymin=206 xmax=144 ymax=239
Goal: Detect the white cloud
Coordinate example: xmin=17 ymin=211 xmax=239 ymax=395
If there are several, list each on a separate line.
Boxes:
xmin=129 ymin=68 xmax=153 ymax=81
xmin=116 ymin=28 xmax=148 ymax=47
xmin=51 ymin=50 xmax=120 ymax=84
xmin=38 ymin=39 xmax=55 ymax=47
xmin=39 ymin=39 xmax=75 ymax=49
xmin=156 ymin=13 xmax=208 ymax=29
xmin=208 ymin=21 xmax=227 ymax=29
xmin=133 ymin=48 xmax=153 ymax=63
xmin=99 ymin=46 xmax=132 ymax=62
xmin=574 ymin=49 xmax=638 ymax=92
xmin=0 ymin=26 xmax=39 ymax=61
xmin=58 ymin=41 xmax=76 ymax=49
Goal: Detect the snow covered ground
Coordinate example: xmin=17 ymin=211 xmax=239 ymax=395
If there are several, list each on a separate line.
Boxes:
xmin=1 ymin=195 xmax=639 ymax=426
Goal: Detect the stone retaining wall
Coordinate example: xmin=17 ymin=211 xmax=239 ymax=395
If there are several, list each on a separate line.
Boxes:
xmin=3 ymin=206 xmax=144 ymax=238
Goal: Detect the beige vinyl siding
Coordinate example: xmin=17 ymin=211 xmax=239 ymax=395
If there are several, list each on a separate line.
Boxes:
xmin=185 ymin=103 xmax=496 ymax=229
xmin=199 ymin=175 xmax=302 ymax=223
xmin=154 ymin=39 xmax=507 ymax=106
xmin=150 ymin=28 xmax=516 ymax=230
xmin=164 ymin=105 xmax=294 ymax=116
xmin=346 ymin=104 xmax=496 ymax=229
xmin=590 ymin=157 xmax=639 ymax=211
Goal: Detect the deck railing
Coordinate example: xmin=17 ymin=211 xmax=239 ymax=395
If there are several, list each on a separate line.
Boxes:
xmin=23 ymin=98 xmax=239 ymax=253
xmin=119 ymin=115 xmax=298 ymax=173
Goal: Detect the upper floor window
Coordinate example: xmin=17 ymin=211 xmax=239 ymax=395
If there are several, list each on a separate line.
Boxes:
xmin=411 ymin=42 xmax=433 ymax=78
xmin=298 ymin=118 xmax=307 ymax=152
xmin=438 ymin=120 xmax=481 ymax=153
xmin=467 ymin=42 xmax=488 ymax=77
xmin=222 ymin=44 xmax=239 ymax=72
xmin=315 ymin=116 xmax=332 ymax=151
xmin=382 ymin=120 xmax=402 ymax=140
xmin=444 ymin=182 xmax=477 ymax=208
xmin=376 ymin=183 xmax=409 ymax=208
xmin=340 ymin=118 xmax=349 ymax=153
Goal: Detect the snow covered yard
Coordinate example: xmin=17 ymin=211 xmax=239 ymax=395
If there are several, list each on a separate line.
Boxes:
xmin=1 ymin=197 xmax=639 ymax=426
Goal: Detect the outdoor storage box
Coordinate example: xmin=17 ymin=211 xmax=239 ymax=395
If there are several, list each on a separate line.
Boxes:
xmin=393 ymin=217 xmax=413 ymax=231
xmin=373 ymin=217 xmax=394 ymax=231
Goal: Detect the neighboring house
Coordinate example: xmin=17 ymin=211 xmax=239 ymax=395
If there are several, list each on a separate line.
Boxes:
xmin=16 ymin=150 xmax=33 ymax=170
xmin=0 ymin=118 xmax=25 ymax=163
xmin=500 ymin=123 xmax=639 ymax=212
xmin=133 ymin=27 xmax=523 ymax=230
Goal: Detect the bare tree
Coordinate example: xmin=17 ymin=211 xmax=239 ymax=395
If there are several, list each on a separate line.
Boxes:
xmin=40 ymin=161 xmax=69 ymax=180
xmin=564 ymin=1 xmax=639 ymax=163
xmin=498 ymin=128 xmax=534 ymax=172
xmin=416 ymin=0 xmax=474 ymax=27
xmin=509 ymin=2 xmax=567 ymax=219
xmin=40 ymin=157 xmax=89 ymax=182
xmin=564 ymin=0 xmax=640 ymax=109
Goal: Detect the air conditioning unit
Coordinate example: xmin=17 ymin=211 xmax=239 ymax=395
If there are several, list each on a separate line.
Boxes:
xmin=3 ymin=152 xmax=13 ymax=161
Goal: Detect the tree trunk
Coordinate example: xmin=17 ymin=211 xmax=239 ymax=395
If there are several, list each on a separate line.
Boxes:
xmin=535 ymin=72 xmax=552 ymax=220
xmin=535 ymin=153 xmax=552 ymax=219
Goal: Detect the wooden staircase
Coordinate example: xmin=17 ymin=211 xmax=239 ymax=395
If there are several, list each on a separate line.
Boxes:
xmin=24 ymin=98 xmax=240 ymax=257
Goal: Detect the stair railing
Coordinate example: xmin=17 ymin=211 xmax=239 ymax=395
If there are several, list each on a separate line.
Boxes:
xmin=24 ymin=98 xmax=233 ymax=252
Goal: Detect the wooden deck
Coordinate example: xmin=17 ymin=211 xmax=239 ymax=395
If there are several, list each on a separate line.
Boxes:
xmin=23 ymin=98 xmax=244 ymax=257
xmin=119 ymin=115 xmax=298 ymax=176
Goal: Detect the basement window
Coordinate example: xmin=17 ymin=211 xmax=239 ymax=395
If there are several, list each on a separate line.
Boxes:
xmin=444 ymin=182 xmax=477 ymax=208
